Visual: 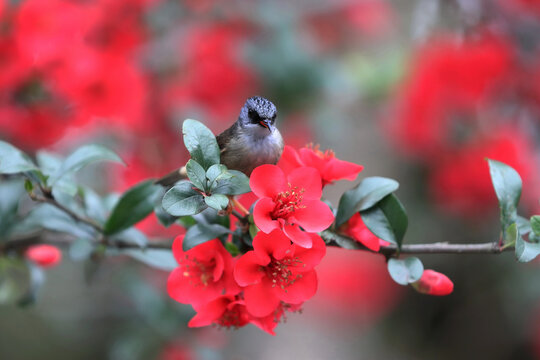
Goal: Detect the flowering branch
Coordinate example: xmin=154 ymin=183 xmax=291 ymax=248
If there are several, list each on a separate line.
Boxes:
xmin=1 ymin=225 xmax=511 ymax=257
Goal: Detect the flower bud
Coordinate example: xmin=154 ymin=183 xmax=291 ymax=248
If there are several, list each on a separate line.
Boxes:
xmin=412 ymin=269 xmax=453 ymax=296
xmin=25 ymin=245 xmax=62 ymax=268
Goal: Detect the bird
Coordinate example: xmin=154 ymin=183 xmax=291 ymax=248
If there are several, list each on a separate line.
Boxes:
xmin=156 ymin=96 xmax=284 ymax=187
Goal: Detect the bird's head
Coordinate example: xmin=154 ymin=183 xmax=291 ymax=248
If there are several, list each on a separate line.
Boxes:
xmin=238 ymin=96 xmax=278 ymax=134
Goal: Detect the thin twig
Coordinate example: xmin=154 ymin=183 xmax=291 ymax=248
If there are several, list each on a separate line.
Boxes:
xmin=231 ymin=209 xmax=248 ymax=223
xmin=29 ymin=193 xmax=103 ymax=233
xmin=321 ymin=230 xmax=512 ymax=256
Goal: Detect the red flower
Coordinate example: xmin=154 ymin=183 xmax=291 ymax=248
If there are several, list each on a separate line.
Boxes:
xmin=250 ymin=164 xmax=334 ymax=248
xmin=412 ymin=269 xmax=454 ymax=296
xmin=385 ymin=35 xmax=511 ymax=159
xmin=234 ymin=229 xmax=326 ymax=317
xmin=250 ymin=302 xmax=303 ymax=335
xmin=429 ymin=126 xmax=540 ymax=217
xmin=340 ymin=213 xmax=389 ymax=252
xmin=164 ymin=23 xmax=258 ymax=120
xmin=279 ymin=145 xmax=364 ymax=186
xmin=25 ymin=245 xmax=62 ymax=268
xmin=188 ymin=294 xmax=301 ymax=335
xmin=48 ymin=50 xmax=148 ymax=131
xmin=14 ymin=0 xmax=98 ymax=67
xmin=188 ymin=295 xmax=250 ymax=329
xmin=167 ymin=236 xmax=239 ymax=306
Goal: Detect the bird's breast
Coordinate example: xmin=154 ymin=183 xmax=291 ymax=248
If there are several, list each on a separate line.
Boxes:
xmin=221 ymin=131 xmax=284 ymax=176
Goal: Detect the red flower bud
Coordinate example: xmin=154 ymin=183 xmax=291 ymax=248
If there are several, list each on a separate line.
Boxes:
xmin=25 ymin=245 xmax=62 ymax=268
xmin=412 ymin=269 xmax=453 ymax=296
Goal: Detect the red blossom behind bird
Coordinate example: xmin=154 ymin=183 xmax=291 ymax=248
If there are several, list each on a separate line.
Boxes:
xmin=279 ymin=145 xmax=364 ymax=187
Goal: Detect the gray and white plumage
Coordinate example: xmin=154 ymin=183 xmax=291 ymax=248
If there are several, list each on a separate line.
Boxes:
xmin=217 ymin=96 xmax=284 ymax=176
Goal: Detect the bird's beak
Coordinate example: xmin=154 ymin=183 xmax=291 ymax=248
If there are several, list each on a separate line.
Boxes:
xmin=259 ymin=120 xmax=273 ymax=132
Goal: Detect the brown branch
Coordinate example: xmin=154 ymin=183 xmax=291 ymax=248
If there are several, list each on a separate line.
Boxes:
xmin=320 ymin=230 xmax=512 ymax=256
xmin=28 ymin=193 xmax=103 ymax=233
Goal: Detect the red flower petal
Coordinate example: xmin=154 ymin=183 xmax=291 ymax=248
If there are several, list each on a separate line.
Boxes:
xmin=234 ymin=251 xmax=266 ymax=286
xmin=167 ymin=267 xmax=220 ymax=305
xmin=276 ymin=269 xmax=318 ymax=304
xmin=212 ymin=251 xmax=225 ymax=281
xmin=244 ymin=278 xmax=281 ymax=317
xmin=253 ymin=198 xmax=280 ymax=233
xmin=250 ymin=314 xmax=279 ymax=336
xmin=325 ymin=157 xmax=364 ymax=183
xmin=278 ymin=145 xmax=303 ymax=174
xmin=294 ymin=234 xmax=327 ymax=269
xmin=299 ymin=147 xmax=326 ymax=171
xmin=283 ymin=223 xmax=313 ymax=248
xmin=287 ymin=167 xmax=322 ymax=200
xmin=188 ymin=297 xmax=230 ymax=327
xmin=253 ymin=229 xmax=293 ymax=261
xmin=250 ymin=164 xmax=287 ymax=198
xmin=293 ymin=199 xmax=334 ymax=232
xmin=171 ymin=234 xmax=185 ymax=263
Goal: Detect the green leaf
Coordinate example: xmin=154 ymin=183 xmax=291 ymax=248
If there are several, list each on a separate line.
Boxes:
xmin=249 ymin=223 xmax=259 ymax=239
xmin=182 ymin=119 xmax=220 ymax=170
xmin=193 ymin=207 xmax=230 ymax=228
xmin=14 ymin=204 xmax=95 ymax=239
xmin=0 ymin=180 xmax=25 ymax=239
xmin=206 ymin=164 xmax=230 ymax=188
xmin=387 ymin=257 xmax=424 ymax=285
xmin=531 ymin=215 xmax=540 ymax=236
xmin=36 ymin=151 xmax=63 ymax=173
xmin=225 ymin=242 xmax=240 ymax=256
xmin=154 ymin=204 xmax=177 ymax=227
xmin=513 ymin=222 xmax=540 ymax=262
xmin=24 ymin=179 xmax=33 ymax=193
xmin=0 ymin=258 xmax=25 ymax=304
xmin=51 ymin=144 xmax=124 ymax=184
xmin=162 ymin=181 xmax=207 ymax=216
xmin=186 ymin=159 xmax=207 ymax=191
xmin=104 ymin=180 xmax=162 ymax=235
xmin=18 ymin=261 xmax=45 ymax=307
xmin=125 ymin=249 xmax=177 ymax=271
xmin=335 ymin=177 xmax=400 ymax=227
xmin=110 ymin=228 xmax=148 ymax=248
xmin=360 ymin=194 xmax=408 ymax=247
xmin=0 ymin=141 xmax=38 ymax=174
xmin=212 ymin=170 xmax=251 ymax=195
xmin=183 ymin=223 xmax=230 ymax=251
xmin=177 ymin=216 xmax=197 ymax=229
xmin=69 ymin=238 xmax=95 ymax=261
xmin=488 ymin=159 xmax=522 ymax=229
xmin=516 ymin=215 xmax=532 ymax=235
xmin=81 ymin=186 xmax=107 ymax=223
xmin=204 ymin=194 xmax=229 ymax=211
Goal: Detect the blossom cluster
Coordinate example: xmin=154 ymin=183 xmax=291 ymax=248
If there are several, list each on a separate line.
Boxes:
xmin=167 ymin=145 xmax=364 ymax=334
xmin=386 ymin=8 xmax=540 ymax=217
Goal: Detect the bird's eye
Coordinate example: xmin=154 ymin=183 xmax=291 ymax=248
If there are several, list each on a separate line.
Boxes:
xmin=248 ymin=109 xmax=261 ymax=124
